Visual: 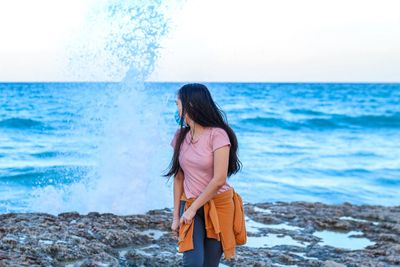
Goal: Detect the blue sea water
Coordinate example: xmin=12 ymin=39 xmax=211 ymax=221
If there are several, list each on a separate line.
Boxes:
xmin=0 ymin=82 xmax=399 ymax=214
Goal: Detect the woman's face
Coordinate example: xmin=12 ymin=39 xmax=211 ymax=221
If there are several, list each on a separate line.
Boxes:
xmin=176 ymin=97 xmax=182 ymax=117
xmin=176 ymin=97 xmax=191 ymax=124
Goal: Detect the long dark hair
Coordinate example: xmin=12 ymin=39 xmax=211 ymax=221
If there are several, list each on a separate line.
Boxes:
xmin=162 ymin=83 xmax=242 ymax=181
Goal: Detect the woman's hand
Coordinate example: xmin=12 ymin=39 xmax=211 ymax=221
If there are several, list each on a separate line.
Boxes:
xmin=179 ymin=206 xmax=197 ymax=226
xmin=171 ymin=216 xmax=180 ymax=239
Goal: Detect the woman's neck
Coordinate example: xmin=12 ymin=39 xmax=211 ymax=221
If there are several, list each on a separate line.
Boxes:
xmin=190 ymin=123 xmax=207 ymax=138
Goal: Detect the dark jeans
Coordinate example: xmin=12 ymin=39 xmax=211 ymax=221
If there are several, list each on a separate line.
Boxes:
xmin=179 ymin=200 xmax=223 ymax=267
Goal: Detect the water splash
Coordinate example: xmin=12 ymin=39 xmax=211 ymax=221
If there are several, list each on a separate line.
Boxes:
xmin=27 ymin=0 xmax=183 ymax=215
xmin=66 ymin=0 xmax=177 ymax=81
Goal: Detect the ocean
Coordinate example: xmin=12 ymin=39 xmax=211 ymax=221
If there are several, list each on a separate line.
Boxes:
xmin=1 ymin=82 xmax=399 ymax=215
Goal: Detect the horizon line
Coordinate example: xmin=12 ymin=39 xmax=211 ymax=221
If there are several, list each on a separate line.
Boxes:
xmin=0 ymin=80 xmax=399 ymax=84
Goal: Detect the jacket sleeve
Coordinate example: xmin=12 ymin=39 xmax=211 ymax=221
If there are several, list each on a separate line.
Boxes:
xmin=233 ymin=190 xmax=247 ymax=245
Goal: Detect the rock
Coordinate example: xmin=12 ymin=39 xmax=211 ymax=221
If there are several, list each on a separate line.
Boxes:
xmin=323 ymin=260 xmax=346 ymax=267
xmin=0 ymin=201 xmax=399 ymax=266
xmin=2 ymin=235 xmax=18 ymax=247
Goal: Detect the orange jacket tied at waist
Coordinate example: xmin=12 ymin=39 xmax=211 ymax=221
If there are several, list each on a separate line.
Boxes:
xmin=178 ymin=187 xmax=247 ymax=261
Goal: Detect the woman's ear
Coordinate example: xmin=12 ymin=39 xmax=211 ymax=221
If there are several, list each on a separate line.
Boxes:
xmin=184 ymin=114 xmax=191 ymax=125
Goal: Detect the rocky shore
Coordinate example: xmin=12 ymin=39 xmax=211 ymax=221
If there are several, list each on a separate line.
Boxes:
xmin=0 ymin=201 xmax=399 ymax=267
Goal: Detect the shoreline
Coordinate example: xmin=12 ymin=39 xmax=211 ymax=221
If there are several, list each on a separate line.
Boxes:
xmin=0 ymin=201 xmax=399 ymax=266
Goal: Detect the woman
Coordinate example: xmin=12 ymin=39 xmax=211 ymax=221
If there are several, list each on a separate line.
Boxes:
xmin=163 ymin=83 xmax=245 ymax=267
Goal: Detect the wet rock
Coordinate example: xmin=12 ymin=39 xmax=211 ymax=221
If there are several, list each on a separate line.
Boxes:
xmin=323 ymin=260 xmax=346 ymax=267
xmin=0 ymin=201 xmax=399 ymax=266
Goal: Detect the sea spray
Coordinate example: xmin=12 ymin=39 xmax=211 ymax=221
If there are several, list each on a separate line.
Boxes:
xmin=27 ymin=0 xmax=182 ymax=215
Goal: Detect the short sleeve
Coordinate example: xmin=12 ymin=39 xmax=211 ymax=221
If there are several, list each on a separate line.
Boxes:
xmin=170 ymin=129 xmax=180 ymax=148
xmin=211 ymin=128 xmax=231 ymax=152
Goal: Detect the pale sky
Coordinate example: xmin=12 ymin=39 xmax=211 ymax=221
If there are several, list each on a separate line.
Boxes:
xmin=0 ymin=0 xmax=399 ymax=82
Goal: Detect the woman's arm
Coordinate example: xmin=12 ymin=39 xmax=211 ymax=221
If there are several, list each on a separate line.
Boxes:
xmin=187 ymin=145 xmax=230 ymax=213
xmin=173 ymin=168 xmax=184 ymax=219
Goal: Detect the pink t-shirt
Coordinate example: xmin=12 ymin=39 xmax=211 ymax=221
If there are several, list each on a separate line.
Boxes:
xmin=170 ymin=127 xmax=232 ymax=199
